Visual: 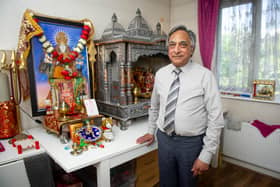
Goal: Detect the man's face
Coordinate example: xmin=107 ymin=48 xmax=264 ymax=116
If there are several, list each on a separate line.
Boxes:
xmin=168 ymin=30 xmax=194 ymax=67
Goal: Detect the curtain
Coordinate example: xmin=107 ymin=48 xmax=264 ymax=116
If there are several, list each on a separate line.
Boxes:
xmin=256 ymin=0 xmax=279 ymax=84
xmin=217 ymin=0 xmax=280 ymax=95
xmin=217 ymin=1 xmax=253 ymax=92
xmin=198 ymin=0 xmax=220 ymax=70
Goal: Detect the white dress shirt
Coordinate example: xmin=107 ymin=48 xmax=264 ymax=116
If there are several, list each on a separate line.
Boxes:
xmin=148 ymin=60 xmax=224 ymax=164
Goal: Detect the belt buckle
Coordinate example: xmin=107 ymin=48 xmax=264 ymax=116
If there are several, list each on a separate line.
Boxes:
xmin=170 ymin=131 xmax=176 ymax=137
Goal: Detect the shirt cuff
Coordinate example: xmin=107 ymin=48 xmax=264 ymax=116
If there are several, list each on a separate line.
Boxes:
xmin=198 ymin=149 xmax=213 ymax=164
xmin=148 ymin=126 xmax=156 ymax=135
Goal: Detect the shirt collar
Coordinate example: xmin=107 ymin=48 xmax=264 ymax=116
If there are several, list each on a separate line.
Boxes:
xmin=170 ymin=59 xmax=193 ymax=74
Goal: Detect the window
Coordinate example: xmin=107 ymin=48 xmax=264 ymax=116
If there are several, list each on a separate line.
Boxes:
xmin=216 ymin=0 xmax=280 ymax=97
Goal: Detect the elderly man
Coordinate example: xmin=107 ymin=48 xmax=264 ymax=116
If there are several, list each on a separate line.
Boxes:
xmin=136 ymin=25 xmax=224 ymax=187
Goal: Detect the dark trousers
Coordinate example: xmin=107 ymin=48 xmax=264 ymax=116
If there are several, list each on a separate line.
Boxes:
xmin=156 ymin=130 xmax=204 ymax=187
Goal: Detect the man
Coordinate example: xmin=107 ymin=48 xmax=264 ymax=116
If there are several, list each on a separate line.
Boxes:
xmin=136 ymin=25 xmax=224 ymax=187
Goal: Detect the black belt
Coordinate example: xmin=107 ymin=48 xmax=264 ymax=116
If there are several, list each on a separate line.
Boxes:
xmin=160 ymin=129 xmax=204 ymax=138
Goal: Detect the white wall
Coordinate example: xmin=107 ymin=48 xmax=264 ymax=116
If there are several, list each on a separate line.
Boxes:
xmin=170 ymin=0 xmax=280 ymax=124
xmin=0 ymin=0 xmax=170 ymax=50
xmin=222 ymin=98 xmax=280 ymax=124
xmin=170 ymin=0 xmax=202 ymax=64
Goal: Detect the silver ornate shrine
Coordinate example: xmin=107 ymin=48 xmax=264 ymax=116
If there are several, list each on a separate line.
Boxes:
xmin=95 ymin=9 xmax=169 ymax=129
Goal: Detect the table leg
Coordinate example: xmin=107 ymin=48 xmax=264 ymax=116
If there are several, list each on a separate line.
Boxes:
xmin=95 ymin=160 xmax=111 ymax=187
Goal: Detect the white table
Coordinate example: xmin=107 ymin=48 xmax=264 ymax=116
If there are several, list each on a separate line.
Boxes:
xmin=27 ymin=117 xmax=157 ymax=187
xmin=0 ymin=135 xmax=45 ymax=187
xmin=0 ymin=138 xmax=45 ymax=166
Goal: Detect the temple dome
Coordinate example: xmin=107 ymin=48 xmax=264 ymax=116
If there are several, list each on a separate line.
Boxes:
xmin=153 ymin=22 xmax=167 ymax=41
xmin=126 ymin=8 xmax=152 ymax=39
xmin=102 ymin=13 xmax=126 ymax=39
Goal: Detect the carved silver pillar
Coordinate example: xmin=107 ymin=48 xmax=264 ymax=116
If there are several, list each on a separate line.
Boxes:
xmin=103 ymin=46 xmax=110 ymax=102
xmin=119 ymin=63 xmax=126 ymax=105
xmin=126 ymin=64 xmax=133 ymax=104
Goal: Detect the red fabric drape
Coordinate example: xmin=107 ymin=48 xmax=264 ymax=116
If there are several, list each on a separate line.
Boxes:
xmin=198 ymin=0 xmax=220 ymax=70
xmin=251 ymin=120 xmax=280 ymax=138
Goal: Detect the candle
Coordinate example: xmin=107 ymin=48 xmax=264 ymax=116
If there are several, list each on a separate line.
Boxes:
xmin=0 ymin=72 xmax=10 ymax=102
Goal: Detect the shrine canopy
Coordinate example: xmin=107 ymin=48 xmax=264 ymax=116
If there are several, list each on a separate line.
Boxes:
xmin=97 ymin=8 xmax=167 ymax=44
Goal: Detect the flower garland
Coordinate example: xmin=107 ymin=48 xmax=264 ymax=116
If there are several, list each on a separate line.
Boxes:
xmin=33 ymin=16 xmax=92 ymax=79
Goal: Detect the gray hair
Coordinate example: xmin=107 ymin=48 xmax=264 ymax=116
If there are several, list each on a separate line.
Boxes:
xmin=167 ymin=25 xmax=196 ymax=51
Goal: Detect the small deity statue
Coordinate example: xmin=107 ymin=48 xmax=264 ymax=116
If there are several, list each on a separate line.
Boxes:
xmin=144 ymin=68 xmax=154 ymax=93
xmin=59 ymin=81 xmax=75 ymax=114
xmin=133 ymin=67 xmax=145 ymax=90
xmin=85 ymin=120 xmax=93 ymax=135
xmin=101 ymin=117 xmax=114 ymax=142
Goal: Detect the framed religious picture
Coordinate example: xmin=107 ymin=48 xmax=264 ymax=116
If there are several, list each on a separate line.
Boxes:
xmin=253 ymin=80 xmax=275 ymax=100
xmin=25 ymin=12 xmax=95 ymax=116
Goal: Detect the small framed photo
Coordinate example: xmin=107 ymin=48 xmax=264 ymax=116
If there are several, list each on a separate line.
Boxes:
xmin=69 ymin=122 xmax=83 ymax=143
xmin=83 ymin=99 xmax=99 ymax=116
xmin=253 ymin=80 xmax=275 ymax=100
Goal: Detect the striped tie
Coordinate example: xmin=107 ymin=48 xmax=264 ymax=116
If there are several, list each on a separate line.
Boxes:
xmin=163 ymin=68 xmax=181 ymax=135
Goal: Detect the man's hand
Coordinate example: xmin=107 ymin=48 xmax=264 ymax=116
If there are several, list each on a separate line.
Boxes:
xmin=191 ymin=159 xmax=209 ymax=176
xmin=136 ymin=133 xmax=154 ymax=145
